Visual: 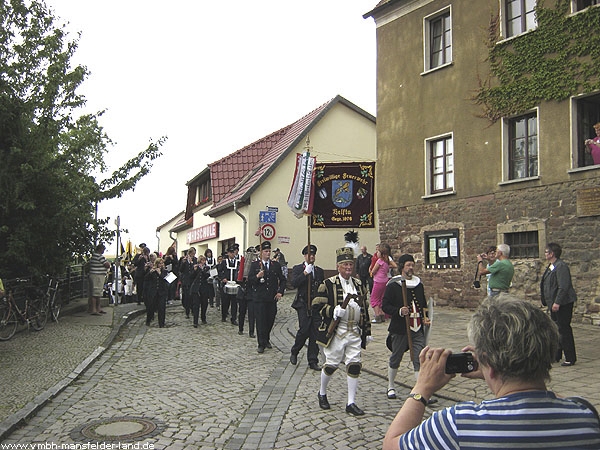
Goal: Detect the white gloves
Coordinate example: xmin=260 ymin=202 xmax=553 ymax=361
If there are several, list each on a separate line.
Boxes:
xmin=348 ymin=298 xmax=358 ymax=309
xmin=333 ymin=305 xmax=347 ymax=320
xmin=304 ymin=264 xmax=313 ymax=274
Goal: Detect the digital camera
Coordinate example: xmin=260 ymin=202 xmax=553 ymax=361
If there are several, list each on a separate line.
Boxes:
xmin=445 ymin=352 xmax=478 ymax=374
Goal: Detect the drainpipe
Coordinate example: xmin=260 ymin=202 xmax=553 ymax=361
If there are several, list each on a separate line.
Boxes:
xmin=169 ymin=231 xmax=177 ymax=253
xmin=233 ymin=201 xmax=247 ymax=251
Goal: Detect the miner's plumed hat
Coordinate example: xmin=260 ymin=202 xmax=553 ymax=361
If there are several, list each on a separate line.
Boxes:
xmin=397 ymin=254 xmax=415 ymax=268
xmin=260 ymin=241 xmax=272 ymax=250
xmin=302 ymin=244 xmax=318 ymax=255
xmin=233 ymin=243 xmax=240 ymax=250
xmin=336 ymin=247 xmax=355 ymax=264
xmin=227 ymin=245 xmax=236 ymax=253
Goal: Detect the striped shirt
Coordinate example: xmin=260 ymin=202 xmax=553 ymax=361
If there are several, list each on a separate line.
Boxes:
xmin=398 ymin=391 xmax=600 ymax=449
xmin=89 ymin=252 xmax=108 ymax=276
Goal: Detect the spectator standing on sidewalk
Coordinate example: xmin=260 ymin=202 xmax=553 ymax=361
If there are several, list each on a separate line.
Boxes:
xmin=476 ymin=243 xmax=514 ymax=296
xmin=382 ymin=296 xmax=600 ymax=450
xmin=88 ymin=243 xmax=110 ymax=315
xmin=541 ymin=242 xmax=578 ymax=367
xmin=370 ymin=243 xmax=397 ymax=323
xmin=356 ymin=245 xmax=373 ymax=294
xmin=289 ymin=244 xmax=324 ymax=371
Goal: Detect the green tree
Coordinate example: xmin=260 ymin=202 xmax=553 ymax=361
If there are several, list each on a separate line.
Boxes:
xmin=0 ymin=0 xmax=165 ymax=279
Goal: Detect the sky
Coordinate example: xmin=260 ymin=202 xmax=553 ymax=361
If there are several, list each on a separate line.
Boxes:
xmin=46 ymin=0 xmax=378 ymax=254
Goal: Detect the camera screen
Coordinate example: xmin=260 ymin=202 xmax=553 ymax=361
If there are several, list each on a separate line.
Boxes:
xmin=445 ymin=352 xmax=478 ymax=374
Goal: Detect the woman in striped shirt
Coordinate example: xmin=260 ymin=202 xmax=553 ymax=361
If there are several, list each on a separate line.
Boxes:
xmin=383 ymin=296 xmax=600 ymax=450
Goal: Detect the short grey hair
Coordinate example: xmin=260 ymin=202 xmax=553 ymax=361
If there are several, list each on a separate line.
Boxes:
xmin=497 ymin=243 xmax=510 ymax=257
xmin=468 ymin=295 xmax=558 ymax=382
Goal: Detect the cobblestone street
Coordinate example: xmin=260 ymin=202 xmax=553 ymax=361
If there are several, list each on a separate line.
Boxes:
xmin=1 ymin=291 xmax=598 ymax=448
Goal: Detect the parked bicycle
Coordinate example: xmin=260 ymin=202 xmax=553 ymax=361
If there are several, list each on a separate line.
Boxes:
xmin=43 ymin=275 xmax=62 ymax=322
xmin=0 ymin=278 xmax=48 ymax=341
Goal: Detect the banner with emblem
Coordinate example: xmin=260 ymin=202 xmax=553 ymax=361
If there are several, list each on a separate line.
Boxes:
xmin=311 ymin=162 xmax=375 ymax=228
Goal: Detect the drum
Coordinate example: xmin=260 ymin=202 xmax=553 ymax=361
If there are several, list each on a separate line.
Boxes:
xmin=224 ymin=281 xmax=239 ymax=295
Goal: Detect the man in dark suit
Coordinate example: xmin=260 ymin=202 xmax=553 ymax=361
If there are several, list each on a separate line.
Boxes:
xmin=290 ymin=244 xmax=324 ymax=370
xmin=541 ymin=242 xmax=577 ymax=366
xmin=218 ymin=245 xmax=240 ymax=325
xmin=249 ymin=241 xmax=286 ymax=353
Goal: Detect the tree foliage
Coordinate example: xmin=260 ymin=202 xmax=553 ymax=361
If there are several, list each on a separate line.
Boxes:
xmin=0 ymin=0 xmax=165 ymax=279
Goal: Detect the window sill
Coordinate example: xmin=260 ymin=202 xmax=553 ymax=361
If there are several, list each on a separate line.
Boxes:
xmin=568 ymin=165 xmax=600 ymax=174
xmin=496 ymin=27 xmax=537 ymax=45
xmin=422 ymin=190 xmax=456 ymax=200
xmin=421 ymin=61 xmax=453 ymax=76
xmin=498 ymin=176 xmax=540 ymax=186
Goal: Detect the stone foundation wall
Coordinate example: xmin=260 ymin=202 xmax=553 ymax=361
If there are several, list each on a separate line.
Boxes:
xmin=378 ymin=179 xmax=600 ymax=323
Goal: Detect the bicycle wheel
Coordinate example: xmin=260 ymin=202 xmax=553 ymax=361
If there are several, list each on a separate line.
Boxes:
xmin=50 ymin=291 xmax=62 ymax=322
xmin=0 ymin=302 xmax=17 ymax=340
xmin=28 ymin=296 xmax=48 ymax=331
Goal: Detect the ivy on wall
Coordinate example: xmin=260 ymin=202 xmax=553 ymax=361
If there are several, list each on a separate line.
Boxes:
xmin=475 ymin=0 xmax=600 ymax=123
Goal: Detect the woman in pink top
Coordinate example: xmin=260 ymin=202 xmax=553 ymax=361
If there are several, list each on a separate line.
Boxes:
xmin=369 ymin=243 xmax=397 ymax=323
xmin=584 ymin=122 xmax=600 ymax=165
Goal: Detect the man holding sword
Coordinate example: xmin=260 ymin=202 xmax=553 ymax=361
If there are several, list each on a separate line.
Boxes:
xmin=382 ymin=254 xmax=433 ymax=402
xmin=311 ymin=247 xmax=371 ymax=416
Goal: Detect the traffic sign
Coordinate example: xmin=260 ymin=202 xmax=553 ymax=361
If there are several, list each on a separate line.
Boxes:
xmin=261 ymin=224 xmax=276 ymax=240
xmin=259 ymin=211 xmax=276 ymax=223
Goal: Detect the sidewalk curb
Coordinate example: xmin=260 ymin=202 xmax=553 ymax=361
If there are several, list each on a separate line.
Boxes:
xmin=0 ymin=305 xmax=146 ymax=441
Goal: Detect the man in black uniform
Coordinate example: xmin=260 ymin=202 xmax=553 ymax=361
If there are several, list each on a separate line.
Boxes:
xmin=218 ymin=245 xmax=240 ymax=325
xmin=382 ymin=254 xmax=432 ymax=401
xmin=290 ymin=244 xmax=324 ymax=370
xmin=249 ymin=241 xmax=286 ymax=353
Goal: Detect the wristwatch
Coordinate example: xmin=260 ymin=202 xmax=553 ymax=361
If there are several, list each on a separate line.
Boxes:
xmin=408 ymin=393 xmax=428 ymax=406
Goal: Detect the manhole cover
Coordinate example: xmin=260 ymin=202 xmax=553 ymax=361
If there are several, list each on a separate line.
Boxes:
xmin=71 ymin=416 xmax=163 ymax=443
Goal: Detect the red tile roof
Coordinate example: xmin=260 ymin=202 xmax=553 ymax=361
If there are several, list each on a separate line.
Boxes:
xmin=205 ymin=95 xmax=375 ymax=217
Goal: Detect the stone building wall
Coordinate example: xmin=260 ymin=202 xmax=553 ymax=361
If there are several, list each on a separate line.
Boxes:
xmin=378 ymin=179 xmax=600 ymax=322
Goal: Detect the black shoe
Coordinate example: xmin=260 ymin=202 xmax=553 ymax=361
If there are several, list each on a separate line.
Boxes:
xmin=428 ymin=398 xmax=438 ymax=405
xmin=221 ymin=318 xmax=227 ymax=322
xmin=249 ymin=333 xmax=255 ymax=338
xmin=231 ymin=320 xmax=238 ymax=326
xmin=257 ymin=346 xmax=265 ymax=354
xmin=318 ymin=393 xmax=330 ymax=410
xmin=290 ymin=354 xmax=298 ymax=365
xmin=561 ymin=361 xmax=575 ymax=367
xmin=238 ymin=330 xmax=244 ymax=335
xmin=202 ymin=320 xmax=207 ymax=325
xmin=346 ymin=403 xmax=365 ymax=416
xmin=309 ymin=363 xmax=321 ymax=371
xmin=265 ymin=342 xmax=272 ymax=349
xmin=193 ymin=324 xmax=198 ymax=328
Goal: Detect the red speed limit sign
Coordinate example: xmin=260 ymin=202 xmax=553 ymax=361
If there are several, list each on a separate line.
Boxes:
xmin=261 ymin=224 xmax=276 ymax=240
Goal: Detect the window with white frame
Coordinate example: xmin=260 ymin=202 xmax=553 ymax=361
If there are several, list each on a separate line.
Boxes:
xmin=504 ymin=0 xmax=537 ymax=38
xmin=574 ymin=93 xmax=600 ymax=168
xmin=573 ymin=0 xmax=600 ymax=12
xmin=507 ymin=112 xmax=538 ymax=180
xmin=427 ymin=135 xmax=454 ymax=194
xmin=424 ymin=8 xmax=451 ymax=71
